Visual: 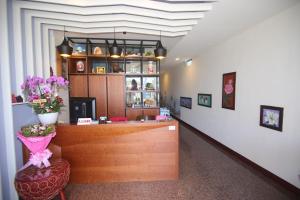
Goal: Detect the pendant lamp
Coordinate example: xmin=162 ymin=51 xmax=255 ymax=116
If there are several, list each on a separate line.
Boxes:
xmin=154 ymin=31 xmax=167 ymax=60
xmin=57 ymin=26 xmax=73 ymax=58
xmin=109 ymin=27 xmax=122 ymax=58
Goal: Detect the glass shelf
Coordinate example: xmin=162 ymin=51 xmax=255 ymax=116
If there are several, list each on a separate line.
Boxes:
xmin=126 ymin=61 xmax=141 ymax=74
xmin=143 ymin=92 xmax=159 ymax=108
xmin=126 ymin=77 xmax=142 ymax=91
xmin=143 ymin=61 xmax=157 ymax=74
xmin=125 ymin=46 xmax=141 ymax=57
xmin=143 ymin=77 xmax=159 ymax=91
xmin=126 ymin=92 xmax=142 ymax=108
xmin=109 ymin=61 xmax=125 ymax=73
xmin=142 ymin=47 xmax=155 ymax=57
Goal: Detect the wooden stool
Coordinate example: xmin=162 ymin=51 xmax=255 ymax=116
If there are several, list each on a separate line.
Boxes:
xmin=15 ymin=159 xmax=70 ymax=200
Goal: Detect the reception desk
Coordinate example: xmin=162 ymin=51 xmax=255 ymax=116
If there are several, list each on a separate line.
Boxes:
xmin=44 ymin=120 xmax=179 ymax=183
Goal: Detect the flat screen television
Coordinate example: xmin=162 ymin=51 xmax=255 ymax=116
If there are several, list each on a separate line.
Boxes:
xmin=69 ymin=97 xmax=96 ymax=123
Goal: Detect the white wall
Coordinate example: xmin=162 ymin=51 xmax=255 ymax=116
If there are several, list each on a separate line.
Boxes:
xmin=163 ymin=3 xmax=300 ymax=188
xmin=12 ymin=104 xmax=39 ymax=169
xmin=0 ymin=0 xmax=18 ymax=199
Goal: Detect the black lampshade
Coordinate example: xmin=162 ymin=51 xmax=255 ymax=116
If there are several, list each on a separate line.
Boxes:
xmin=109 ymin=39 xmax=122 ymax=58
xmin=57 ymin=37 xmax=73 ymax=57
xmin=154 ymin=41 xmax=167 ymax=60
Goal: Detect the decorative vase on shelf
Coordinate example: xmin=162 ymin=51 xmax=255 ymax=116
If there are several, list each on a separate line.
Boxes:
xmin=38 ymin=112 xmax=59 ymax=125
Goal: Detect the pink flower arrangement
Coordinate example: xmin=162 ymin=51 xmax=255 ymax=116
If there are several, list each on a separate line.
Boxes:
xmin=17 ymin=124 xmax=56 ymax=169
xmin=21 ymin=75 xmax=68 ymax=114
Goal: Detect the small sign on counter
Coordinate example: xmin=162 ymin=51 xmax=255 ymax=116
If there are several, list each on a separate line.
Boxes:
xmin=77 ymin=118 xmax=92 ymax=125
xmin=168 ymin=125 xmax=176 ymax=131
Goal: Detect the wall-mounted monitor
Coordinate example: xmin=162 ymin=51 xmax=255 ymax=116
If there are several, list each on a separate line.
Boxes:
xmin=69 ymin=97 xmax=96 ymax=123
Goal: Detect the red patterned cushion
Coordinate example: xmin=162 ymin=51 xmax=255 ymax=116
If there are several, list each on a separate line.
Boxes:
xmin=15 ymin=159 xmax=70 ymax=200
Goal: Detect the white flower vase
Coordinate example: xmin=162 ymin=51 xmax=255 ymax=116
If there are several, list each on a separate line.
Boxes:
xmin=38 ymin=112 xmax=59 ymax=125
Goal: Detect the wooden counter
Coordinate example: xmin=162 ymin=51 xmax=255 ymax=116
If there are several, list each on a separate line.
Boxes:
xmin=50 ymin=120 xmax=179 ymax=183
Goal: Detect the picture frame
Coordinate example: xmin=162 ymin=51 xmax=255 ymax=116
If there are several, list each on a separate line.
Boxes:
xmin=96 ymin=66 xmax=106 ymax=74
xmin=76 ymin=60 xmax=85 ymax=72
xmin=198 ymin=93 xmax=212 ymax=107
xmin=222 ymin=72 xmax=236 ymax=110
xmin=92 ymin=61 xmax=106 ymax=74
xmin=260 ymin=105 xmax=284 ymax=132
xmin=180 ymin=97 xmax=192 ymax=109
xmin=72 ymin=43 xmax=86 ymax=55
xmin=92 ymin=46 xmax=105 ymax=55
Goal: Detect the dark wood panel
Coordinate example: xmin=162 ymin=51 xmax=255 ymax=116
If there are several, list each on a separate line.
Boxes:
xmin=53 ymin=120 xmax=179 ymax=183
xmin=126 ymin=108 xmax=143 ymax=121
xmin=143 ymin=108 xmax=160 ymax=116
xmin=107 ymin=75 xmax=125 ymax=117
xmin=88 ymin=75 xmax=107 ymax=118
xmin=69 ymin=75 xmax=88 ymax=97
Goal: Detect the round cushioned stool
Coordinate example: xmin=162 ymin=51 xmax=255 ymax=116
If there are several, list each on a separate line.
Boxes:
xmin=15 ymin=159 xmax=70 ymax=200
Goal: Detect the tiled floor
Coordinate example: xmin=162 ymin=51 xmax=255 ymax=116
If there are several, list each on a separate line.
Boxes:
xmin=64 ymin=124 xmax=298 ymax=200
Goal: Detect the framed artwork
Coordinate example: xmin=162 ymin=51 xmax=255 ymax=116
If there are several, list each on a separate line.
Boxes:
xmin=260 ymin=105 xmax=284 ymax=132
xmin=93 ymin=46 xmax=104 ymax=55
xmin=111 ymin=62 xmax=124 ymax=73
xmin=92 ymin=61 xmax=106 ymax=73
xmin=180 ymin=97 xmax=192 ymax=109
xmin=95 ymin=66 xmax=106 ymax=74
xmin=76 ymin=60 xmax=85 ymax=72
xmin=222 ymin=72 xmax=236 ymax=110
xmin=72 ymin=43 xmax=86 ymax=55
xmin=198 ymin=94 xmax=212 ymax=107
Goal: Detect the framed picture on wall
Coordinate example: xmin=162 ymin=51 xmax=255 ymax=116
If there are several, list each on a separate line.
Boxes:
xmin=180 ymin=97 xmax=192 ymax=109
xmin=222 ymin=72 xmax=236 ymax=110
xmin=198 ymin=94 xmax=212 ymax=107
xmin=259 ymin=105 xmax=284 ymax=132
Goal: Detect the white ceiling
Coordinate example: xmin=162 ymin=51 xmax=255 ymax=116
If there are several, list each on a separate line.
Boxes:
xmin=24 ymin=0 xmax=214 ymax=36
xmin=163 ymin=0 xmax=300 ymax=68
xmin=19 ymin=0 xmax=300 ymax=70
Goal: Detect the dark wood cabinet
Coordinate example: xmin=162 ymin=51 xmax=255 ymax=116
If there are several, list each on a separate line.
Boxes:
xmin=69 ymin=75 xmax=88 ymax=97
xmin=126 ymin=108 xmax=143 ymax=121
xmin=107 ymin=75 xmax=125 ymax=117
xmin=88 ymin=75 xmax=107 ymax=118
xmin=143 ymin=108 xmax=159 ymax=116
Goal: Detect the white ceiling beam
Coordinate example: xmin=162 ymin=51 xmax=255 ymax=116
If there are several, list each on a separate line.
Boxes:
xmin=23 ymin=0 xmax=213 ymax=12
xmin=16 ymin=1 xmax=205 ymax=20
xmin=25 ymin=10 xmax=200 ymax=27
xmin=25 ymin=10 xmax=199 ymax=26
xmin=23 ymin=10 xmax=35 ymax=76
xmin=36 ymin=18 xmax=193 ymax=33
xmin=12 ymin=1 xmax=24 ymax=95
xmin=42 ymin=23 xmax=51 ymax=78
xmin=33 ymin=18 xmax=43 ymax=77
xmin=53 ymin=26 xmax=188 ymax=37
xmin=49 ymin=30 xmax=57 ymax=75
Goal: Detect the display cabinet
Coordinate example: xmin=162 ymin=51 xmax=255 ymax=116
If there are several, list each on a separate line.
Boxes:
xmin=65 ymin=37 xmax=160 ymax=120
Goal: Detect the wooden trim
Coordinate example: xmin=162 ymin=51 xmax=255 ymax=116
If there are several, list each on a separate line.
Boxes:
xmin=171 ymin=114 xmax=300 ymax=195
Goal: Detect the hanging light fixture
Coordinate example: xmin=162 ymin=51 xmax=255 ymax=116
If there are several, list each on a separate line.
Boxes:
xmin=154 ymin=31 xmax=167 ymax=60
xmin=109 ymin=27 xmax=122 ymax=58
xmin=57 ymin=26 xmax=73 ymax=58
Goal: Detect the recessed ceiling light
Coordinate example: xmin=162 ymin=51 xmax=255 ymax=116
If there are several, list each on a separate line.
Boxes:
xmin=175 ymin=57 xmax=180 ymax=61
